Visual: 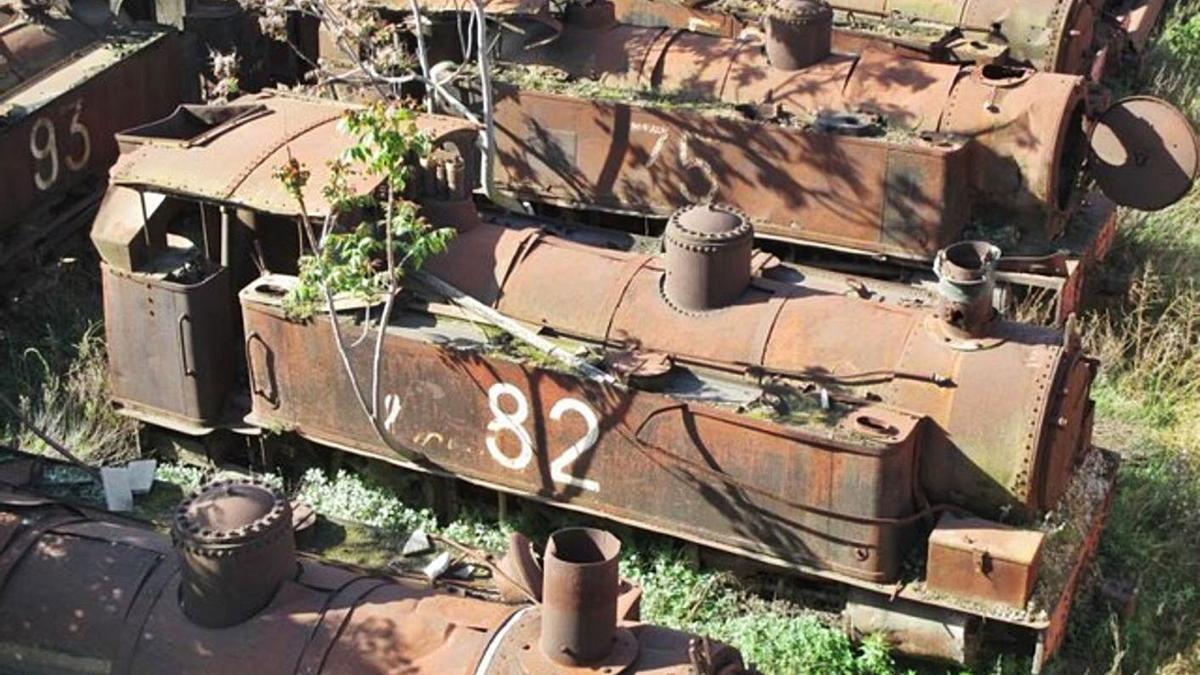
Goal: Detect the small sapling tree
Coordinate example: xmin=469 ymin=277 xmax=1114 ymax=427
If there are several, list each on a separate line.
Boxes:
xmin=275 ymin=102 xmax=454 ymax=457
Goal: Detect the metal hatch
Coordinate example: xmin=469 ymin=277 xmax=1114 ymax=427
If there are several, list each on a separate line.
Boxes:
xmin=1089 ymin=95 xmax=1200 ymax=211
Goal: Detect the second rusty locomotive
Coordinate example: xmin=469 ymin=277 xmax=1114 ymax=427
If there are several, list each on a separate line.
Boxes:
xmin=92 ymin=92 xmax=1116 ymax=669
xmin=0 ymin=0 xmax=184 ymax=265
xmin=373 ymin=0 xmax=1196 ymax=322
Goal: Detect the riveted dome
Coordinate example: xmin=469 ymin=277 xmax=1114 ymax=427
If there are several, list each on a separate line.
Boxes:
xmin=663 ymin=203 xmax=754 ymax=313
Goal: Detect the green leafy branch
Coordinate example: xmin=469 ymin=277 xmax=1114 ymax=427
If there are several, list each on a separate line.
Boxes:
xmin=274 ymin=102 xmax=455 ymax=462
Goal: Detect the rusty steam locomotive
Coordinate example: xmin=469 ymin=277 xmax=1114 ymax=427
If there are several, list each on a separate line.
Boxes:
xmin=383 ymin=0 xmax=1197 ymax=320
xmin=91 ymin=92 xmax=1118 ymax=669
xmin=0 ymin=462 xmax=751 ymax=674
xmin=0 ymin=0 xmax=183 ymax=266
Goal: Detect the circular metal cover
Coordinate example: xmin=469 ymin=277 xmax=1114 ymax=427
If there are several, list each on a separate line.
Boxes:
xmin=1090 ymin=96 xmax=1199 ymax=211
xmin=175 ymin=478 xmax=288 ymax=545
xmin=669 ymin=203 xmax=752 ymax=241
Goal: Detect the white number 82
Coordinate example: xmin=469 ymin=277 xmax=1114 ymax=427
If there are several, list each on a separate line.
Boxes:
xmin=485 ymin=382 xmax=601 ymax=492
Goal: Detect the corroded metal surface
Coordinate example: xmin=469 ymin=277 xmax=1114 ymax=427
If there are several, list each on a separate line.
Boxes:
xmin=822 ymin=0 xmax=1102 ymax=73
xmin=612 ymin=0 xmax=1165 ymax=76
xmin=540 ymin=528 xmax=624 ymax=666
xmin=925 ymin=514 xmax=1046 ymax=609
xmin=0 ymin=476 xmax=747 ymax=674
xmin=174 ymin=478 xmax=296 ymax=627
xmin=480 ymin=7 xmax=1196 ymax=262
xmin=110 ymin=94 xmax=477 ymax=218
xmin=662 ymin=204 xmax=754 ymax=312
xmin=1089 ymin=95 xmax=1200 ymax=211
xmin=492 ymin=87 xmax=972 ymax=260
xmin=242 ymin=274 xmax=925 ymax=581
xmin=0 ymin=6 xmax=183 ymax=237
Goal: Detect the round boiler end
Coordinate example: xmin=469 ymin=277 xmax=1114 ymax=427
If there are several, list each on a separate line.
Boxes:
xmin=763 ymin=0 xmax=833 ymax=71
xmin=540 ymin=528 xmax=623 ymax=666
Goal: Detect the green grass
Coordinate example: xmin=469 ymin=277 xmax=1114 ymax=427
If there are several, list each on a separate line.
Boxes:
xmin=0 ymin=242 xmax=137 ymax=464
xmin=1037 ymin=3 xmax=1200 ymax=672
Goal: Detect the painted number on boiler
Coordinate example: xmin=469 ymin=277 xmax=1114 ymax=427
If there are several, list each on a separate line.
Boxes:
xmin=30 ymin=100 xmax=92 ymax=191
xmin=485 ymin=382 xmax=601 ymax=492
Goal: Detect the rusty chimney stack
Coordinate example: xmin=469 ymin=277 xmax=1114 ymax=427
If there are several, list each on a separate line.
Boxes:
xmin=663 ymin=203 xmax=753 ymax=313
xmin=763 ymin=0 xmax=833 ymax=71
xmin=539 ymin=528 xmax=622 ymax=665
xmin=933 ymin=241 xmax=1002 ymax=338
xmin=172 ymin=478 xmax=296 ymax=628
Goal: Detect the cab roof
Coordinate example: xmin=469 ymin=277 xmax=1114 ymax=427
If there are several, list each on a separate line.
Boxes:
xmin=109 ymin=92 xmax=478 ymax=218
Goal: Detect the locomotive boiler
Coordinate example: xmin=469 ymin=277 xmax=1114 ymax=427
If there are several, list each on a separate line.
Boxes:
xmin=0 ymin=0 xmax=184 ymax=266
xmin=603 ymin=0 xmax=1164 ymax=77
xmin=91 ymin=92 xmax=1118 ymax=668
xmin=0 ymin=467 xmax=750 ymax=674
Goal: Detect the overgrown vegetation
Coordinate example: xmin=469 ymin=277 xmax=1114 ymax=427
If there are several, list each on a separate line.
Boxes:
xmin=0 ymin=244 xmax=137 ymax=465
xmin=2 ymin=3 xmax=1200 ymax=674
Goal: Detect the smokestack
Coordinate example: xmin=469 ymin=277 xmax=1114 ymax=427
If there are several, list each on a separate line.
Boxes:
xmin=663 ymin=203 xmax=754 ymax=313
xmin=539 ymin=528 xmax=622 ymax=665
xmin=763 ymin=0 xmax=833 ymax=71
xmin=933 ymin=241 xmax=1002 ymax=338
xmin=172 ymin=478 xmax=296 ymax=628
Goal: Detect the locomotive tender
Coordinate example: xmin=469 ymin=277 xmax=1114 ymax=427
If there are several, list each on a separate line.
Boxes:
xmin=0 ymin=461 xmax=750 ymax=675
xmin=92 ymin=92 xmax=1118 ymax=668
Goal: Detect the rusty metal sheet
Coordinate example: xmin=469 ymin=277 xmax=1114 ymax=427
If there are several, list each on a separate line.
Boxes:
xmin=414 ymin=0 xmax=550 ymax=15
xmin=506 ymin=22 xmax=662 ymax=85
xmin=0 ymin=26 xmax=182 ymax=236
xmin=0 ymin=470 xmax=751 ymax=675
xmin=239 ymin=217 xmax=1093 ymax=555
xmin=0 ymin=520 xmax=161 ymax=661
xmin=1089 ymin=96 xmax=1200 ymax=211
xmin=843 ymin=46 xmax=958 ymax=131
xmin=0 ymin=9 xmax=95 ymax=99
xmin=112 ymin=93 xmax=477 ymax=218
xmin=611 ymin=0 xmax=742 ymax=36
xmin=492 ymin=88 xmax=971 ymax=260
xmin=102 ymin=263 xmax=237 ymax=427
xmin=939 ymin=65 xmax=1086 ymax=219
xmin=825 ymin=0 xmax=1090 ymax=73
